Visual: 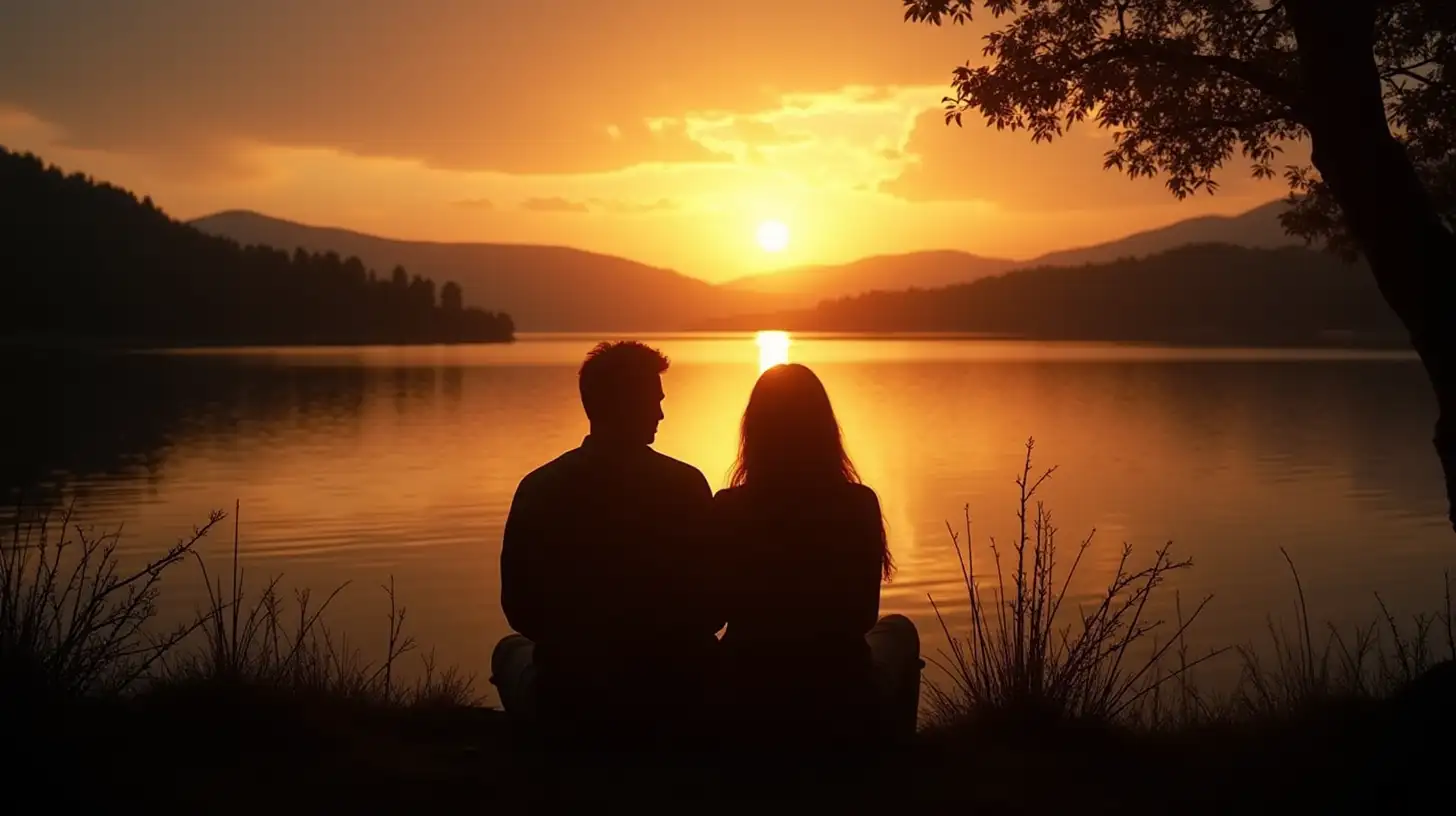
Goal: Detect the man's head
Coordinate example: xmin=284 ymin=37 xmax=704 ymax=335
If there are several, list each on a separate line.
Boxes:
xmin=578 ymin=341 xmax=670 ymax=445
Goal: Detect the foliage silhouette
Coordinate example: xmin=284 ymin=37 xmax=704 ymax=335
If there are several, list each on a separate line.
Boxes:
xmin=0 ymin=148 xmax=514 ymax=347
xmin=903 ymin=0 xmax=1456 ymax=532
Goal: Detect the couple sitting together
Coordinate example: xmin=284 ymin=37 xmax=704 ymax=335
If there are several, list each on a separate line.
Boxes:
xmin=491 ymin=340 xmax=922 ymax=751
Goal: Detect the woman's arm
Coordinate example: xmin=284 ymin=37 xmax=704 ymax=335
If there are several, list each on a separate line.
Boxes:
xmin=848 ymin=486 xmax=887 ymax=634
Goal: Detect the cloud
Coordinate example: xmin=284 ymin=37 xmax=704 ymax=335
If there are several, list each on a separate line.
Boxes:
xmin=0 ymin=1 xmax=976 ymax=177
xmin=723 ymin=118 xmax=815 ymax=149
xmin=0 ymin=104 xmax=273 ymax=184
xmin=520 ymin=197 xmax=591 ymax=213
xmin=591 ymin=198 xmax=679 ymax=214
xmin=881 ymin=109 xmax=1304 ymax=211
xmin=518 ymin=196 xmax=680 ymax=215
xmin=451 ymin=198 xmax=495 ymax=210
xmin=676 ymin=85 xmax=935 ymax=187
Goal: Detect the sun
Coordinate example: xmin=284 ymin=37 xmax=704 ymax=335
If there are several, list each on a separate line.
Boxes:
xmin=756 ymin=220 xmax=790 ymax=254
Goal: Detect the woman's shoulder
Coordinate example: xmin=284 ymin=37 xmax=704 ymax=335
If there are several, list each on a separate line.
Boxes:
xmin=712 ymin=484 xmax=748 ymax=507
xmin=846 ymin=481 xmax=882 ymax=509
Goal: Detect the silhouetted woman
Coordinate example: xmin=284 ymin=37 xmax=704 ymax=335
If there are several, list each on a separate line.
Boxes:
xmin=713 ymin=363 xmax=920 ymax=748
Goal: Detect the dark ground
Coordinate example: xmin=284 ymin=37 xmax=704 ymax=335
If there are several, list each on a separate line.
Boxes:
xmin=10 ymin=662 xmax=1452 ymax=814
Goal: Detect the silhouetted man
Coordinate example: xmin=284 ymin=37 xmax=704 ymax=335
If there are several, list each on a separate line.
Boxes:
xmin=492 ymin=341 xmax=721 ymax=750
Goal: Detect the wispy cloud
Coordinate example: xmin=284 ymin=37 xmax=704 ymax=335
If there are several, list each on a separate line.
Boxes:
xmin=591 ymin=197 xmax=679 ymax=214
xmin=519 ymin=196 xmax=681 ymax=215
xmin=520 ymin=196 xmax=591 ymax=213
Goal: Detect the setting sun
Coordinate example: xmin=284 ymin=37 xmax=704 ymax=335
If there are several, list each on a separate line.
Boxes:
xmin=755 ymin=330 xmax=791 ymax=371
xmin=756 ymin=220 xmax=791 ymax=254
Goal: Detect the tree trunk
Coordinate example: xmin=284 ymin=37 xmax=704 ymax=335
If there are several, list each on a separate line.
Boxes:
xmin=1288 ymin=0 xmax=1456 ymax=533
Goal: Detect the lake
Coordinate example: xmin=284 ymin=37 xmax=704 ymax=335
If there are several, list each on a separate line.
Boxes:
xmin=5 ymin=333 xmax=1453 ymax=699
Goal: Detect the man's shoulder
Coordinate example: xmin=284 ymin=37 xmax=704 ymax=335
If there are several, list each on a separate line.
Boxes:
xmin=515 ymin=448 xmax=586 ymax=493
xmin=644 ymin=448 xmax=710 ymax=488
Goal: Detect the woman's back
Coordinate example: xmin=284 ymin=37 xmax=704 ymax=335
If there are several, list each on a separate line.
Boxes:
xmin=713 ymin=480 xmax=886 ymax=727
xmin=712 ymin=363 xmax=899 ymax=742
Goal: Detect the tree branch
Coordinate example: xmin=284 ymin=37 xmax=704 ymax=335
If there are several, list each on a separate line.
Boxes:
xmin=1247 ymin=0 xmax=1289 ymax=46
xmin=1176 ymin=112 xmax=1291 ymax=133
xmin=1381 ymin=59 xmax=1440 ymax=84
xmin=1072 ymin=38 xmax=1302 ymax=117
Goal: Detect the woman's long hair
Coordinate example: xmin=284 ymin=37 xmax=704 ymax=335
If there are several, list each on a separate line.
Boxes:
xmin=728 ymin=363 xmax=892 ymax=579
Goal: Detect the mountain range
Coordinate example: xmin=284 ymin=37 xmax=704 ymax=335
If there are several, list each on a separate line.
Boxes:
xmin=702 ymin=243 xmax=1402 ymax=347
xmin=192 ymin=199 xmax=1304 ymax=332
xmin=1025 ymin=199 xmax=1301 ymax=268
xmin=716 ymin=200 xmax=1300 ymax=303
xmin=719 ymin=250 xmax=1018 ymax=306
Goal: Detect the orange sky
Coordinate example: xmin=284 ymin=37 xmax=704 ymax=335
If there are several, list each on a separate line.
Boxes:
xmin=0 ymin=1 xmax=1301 ymax=282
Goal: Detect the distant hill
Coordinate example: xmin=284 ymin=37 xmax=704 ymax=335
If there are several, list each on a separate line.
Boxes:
xmin=192 ymin=211 xmax=773 ymax=331
xmin=701 ymin=243 xmax=1404 ymax=347
xmin=721 ymin=250 xmax=1018 ymax=306
xmin=1026 ymin=200 xmax=1300 ymax=268
xmin=0 ymin=149 xmax=512 ymax=347
xmin=717 ymin=200 xmax=1300 ymax=305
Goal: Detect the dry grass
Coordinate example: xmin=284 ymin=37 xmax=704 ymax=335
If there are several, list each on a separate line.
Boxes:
xmin=0 ymin=500 xmax=478 ymax=708
xmin=0 ymin=505 xmax=223 ymax=697
xmin=923 ymin=438 xmax=1455 ymax=735
xmin=923 ymin=439 xmax=1224 ymax=728
xmin=1229 ymin=551 xmax=1453 ymax=719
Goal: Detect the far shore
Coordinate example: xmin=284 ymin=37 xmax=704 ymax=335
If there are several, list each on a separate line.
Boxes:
xmin=685 ymin=326 xmax=1415 ymax=351
xmin=0 ymin=333 xmax=516 ymax=354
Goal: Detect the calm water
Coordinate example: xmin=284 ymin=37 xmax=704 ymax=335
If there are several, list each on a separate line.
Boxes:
xmin=6 ymin=334 xmax=1453 ymax=697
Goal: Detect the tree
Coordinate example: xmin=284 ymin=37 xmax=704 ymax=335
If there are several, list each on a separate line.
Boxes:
xmin=0 ymin=147 xmax=515 ymax=348
xmin=409 ymin=274 xmax=437 ymax=310
xmin=440 ymin=280 xmax=464 ymax=312
xmin=904 ymin=0 xmax=1456 ymax=532
xmin=342 ymin=256 xmax=367 ymax=287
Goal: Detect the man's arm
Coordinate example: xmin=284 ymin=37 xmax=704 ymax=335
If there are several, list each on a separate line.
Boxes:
xmin=500 ymin=476 xmax=548 ymax=641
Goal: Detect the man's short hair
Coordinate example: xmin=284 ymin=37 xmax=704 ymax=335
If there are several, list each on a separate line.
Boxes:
xmin=578 ymin=341 xmax=671 ymax=422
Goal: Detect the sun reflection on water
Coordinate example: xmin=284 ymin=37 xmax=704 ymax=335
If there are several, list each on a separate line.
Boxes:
xmin=755 ymin=330 xmax=791 ymax=371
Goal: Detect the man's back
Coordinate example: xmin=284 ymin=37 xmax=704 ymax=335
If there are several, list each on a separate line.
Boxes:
xmin=500 ymin=436 xmax=721 ymax=707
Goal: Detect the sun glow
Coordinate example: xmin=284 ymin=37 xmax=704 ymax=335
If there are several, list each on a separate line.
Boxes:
xmin=755 ymin=219 xmax=790 ymax=253
xmin=755 ymin=330 xmax=791 ymax=372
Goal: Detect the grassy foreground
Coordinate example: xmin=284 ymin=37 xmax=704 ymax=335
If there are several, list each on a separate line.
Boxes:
xmin=3 ymin=447 xmax=1453 ymax=813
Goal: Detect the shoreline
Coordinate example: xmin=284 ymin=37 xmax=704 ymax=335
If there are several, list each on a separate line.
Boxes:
xmin=0 ymin=335 xmax=517 ymax=354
